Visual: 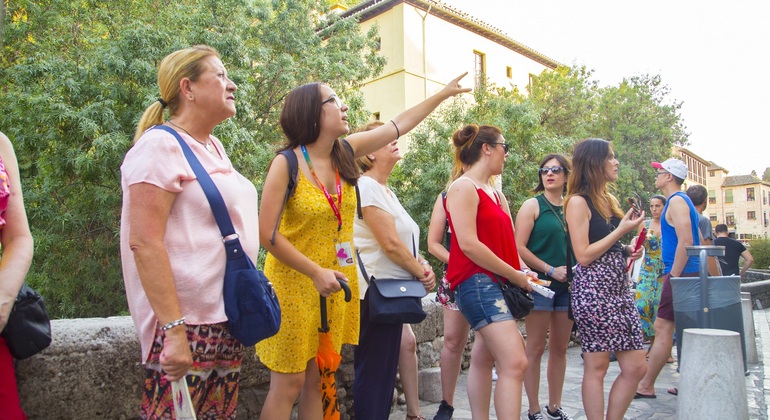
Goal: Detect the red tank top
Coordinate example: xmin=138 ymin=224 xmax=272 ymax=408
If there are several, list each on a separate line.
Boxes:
xmin=446 ymin=181 xmax=520 ymax=289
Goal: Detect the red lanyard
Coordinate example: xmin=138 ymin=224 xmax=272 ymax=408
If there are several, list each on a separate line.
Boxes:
xmin=301 ymin=145 xmax=343 ymax=231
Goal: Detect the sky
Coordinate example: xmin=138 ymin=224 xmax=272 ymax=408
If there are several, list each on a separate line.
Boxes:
xmin=443 ymin=0 xmax=770 ymax=176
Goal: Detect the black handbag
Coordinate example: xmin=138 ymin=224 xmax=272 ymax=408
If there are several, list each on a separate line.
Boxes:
xmin=495 ymin=276 xmax=534 ymax=319
xmin=155 ymin=126 xmax=281 ymax=347
xmin=356 ymin=237 xmax=427 ymax=325
xmin=1 ymin=283 xmax=52 ymax=359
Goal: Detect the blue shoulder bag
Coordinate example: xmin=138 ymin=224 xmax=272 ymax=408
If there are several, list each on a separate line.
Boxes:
xmin=153 ymin=125 xmax=281 ymax=346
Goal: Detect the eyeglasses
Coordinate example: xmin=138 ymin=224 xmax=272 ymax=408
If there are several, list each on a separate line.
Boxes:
xmin=322 ymin=94 xmax=344 ymax=109
xmin=484 ymin=142 xmax=509 ymax=153
xmin=655 ymin=171 xmax=669 ymax=177
xmin=539 ymin=166 xmax=564 ymax=175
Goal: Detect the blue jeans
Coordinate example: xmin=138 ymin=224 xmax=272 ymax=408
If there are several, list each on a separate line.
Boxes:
xmin=533 ymin=286 xmax=570 ymax=311
xmin=455 ymin=273 xmax=514 ymax=331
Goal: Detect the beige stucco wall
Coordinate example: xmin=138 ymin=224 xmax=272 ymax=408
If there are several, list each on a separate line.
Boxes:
xmin=357 ymin=2 xmax=553 ymax=129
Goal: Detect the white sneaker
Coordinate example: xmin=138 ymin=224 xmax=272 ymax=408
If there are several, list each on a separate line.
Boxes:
xmin=542 ymin=405 xmax=574 ymax=420
xmin=491 ymin=368 xmax=498 ymax=381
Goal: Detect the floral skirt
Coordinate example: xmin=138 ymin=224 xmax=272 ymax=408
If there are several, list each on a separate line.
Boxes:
xmin=140 ymin=322 xmax=244 ymax=420
xmin=571 ymin=252 xmax=644 ymax=353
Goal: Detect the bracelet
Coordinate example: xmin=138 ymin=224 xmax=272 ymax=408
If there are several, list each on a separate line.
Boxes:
xmin=622 ymin=246 xmax=632 ymax=258
xmin=390 ymin=120 xmax=400 ymax=139
xmin=161 ymin=317 xmax=186 ymax=331
xmin=419 ymin=260 xmax=430 ymax=266
xmin=548 ymin=266 xmax=555 ymax=277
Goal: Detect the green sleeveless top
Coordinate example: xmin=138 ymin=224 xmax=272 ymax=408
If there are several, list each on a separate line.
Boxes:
xmin=527 ymin=194 xmax=570 ymax=291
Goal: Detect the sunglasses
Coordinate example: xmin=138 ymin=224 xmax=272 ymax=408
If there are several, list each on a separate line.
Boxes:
xmin=484 ymin=142 xmax=509 ymax=153
xmin=539 ymin=166 xmax=564 ymax=175
xmin=322 ymin=94 xmax=344 ymax=109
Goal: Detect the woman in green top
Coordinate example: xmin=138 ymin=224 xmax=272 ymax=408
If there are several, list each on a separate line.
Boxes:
xmin=514 ymin=153 xmax=575 ymax=420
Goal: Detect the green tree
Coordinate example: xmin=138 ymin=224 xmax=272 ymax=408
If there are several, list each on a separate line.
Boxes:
xmin=587 ymin=74 xmax=688 ymax=205
xmin=528 ymin=65 xmax=598 ymax=141
xmin=1 ymin=0 xmax=383 ymax=317
xmin=749 ymin=238 xmax=770 ymax=271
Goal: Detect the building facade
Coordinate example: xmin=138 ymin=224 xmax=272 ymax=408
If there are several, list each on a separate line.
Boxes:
xmin=707 ymin=166 xmax=770 ymax=241
xmin=675 ymin=147 xmax=709 ymax=188
xmin=338 ymin=0 xmax=560 ymax=145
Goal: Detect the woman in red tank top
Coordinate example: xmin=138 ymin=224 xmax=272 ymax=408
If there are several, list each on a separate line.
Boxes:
xmin=445 ymin=124 xmax=535 ymax=419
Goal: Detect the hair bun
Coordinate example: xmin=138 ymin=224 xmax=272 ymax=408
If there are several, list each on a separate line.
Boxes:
xmin=453 ymin=124 xmax=479 ymax=148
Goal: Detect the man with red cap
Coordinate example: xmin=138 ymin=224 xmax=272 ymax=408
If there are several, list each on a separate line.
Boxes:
xmin=634 ymin=158 xmax=700 ymax=398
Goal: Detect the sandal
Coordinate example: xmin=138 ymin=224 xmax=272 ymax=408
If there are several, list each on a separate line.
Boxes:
xmin=406 ymin=415 xmax=426 ymax=420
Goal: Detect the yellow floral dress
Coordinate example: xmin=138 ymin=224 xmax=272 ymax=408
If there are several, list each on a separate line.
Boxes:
xmin=256 ymin=171 xmax=360 ymax=373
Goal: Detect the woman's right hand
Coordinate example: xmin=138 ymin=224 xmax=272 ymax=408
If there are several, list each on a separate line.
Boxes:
xmin=311 ymin=268 xmax=346 ymax=297
xmin=514 ymin=271 xmax=535 ymax=292
xmin=160 ymin=327 xmax=193 ymax=381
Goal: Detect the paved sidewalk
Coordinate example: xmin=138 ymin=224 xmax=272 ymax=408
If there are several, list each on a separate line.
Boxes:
xmin=390 ymin=308 xmax=770 ymax=419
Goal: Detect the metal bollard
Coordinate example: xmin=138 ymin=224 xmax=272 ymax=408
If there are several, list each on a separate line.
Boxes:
xmin=741 ymin=292 xmax=758 ymax=364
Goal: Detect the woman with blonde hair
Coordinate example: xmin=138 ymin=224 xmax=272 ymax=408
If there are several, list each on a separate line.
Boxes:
xmin=352 ymin=120 xmax=435 ymax=420
xmin=564 ymin=138 xmax=646 ymax=420
xmin=257 ymin=75 xmax=469 ymax=419
xmin=121 ymin=45 xmax=256 ymax=418
xmin=445 ymin=124 xmax=534 ymax=419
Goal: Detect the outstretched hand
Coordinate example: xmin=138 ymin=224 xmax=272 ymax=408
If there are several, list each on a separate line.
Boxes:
xmin=441 ymin=72 xmax=473 ymax=98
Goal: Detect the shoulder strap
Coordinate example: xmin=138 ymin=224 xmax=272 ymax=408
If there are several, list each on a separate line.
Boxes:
xmin=448 ymin=176 xmax=478 ymax=190
xmin=152 ymin=125 xmax=235 ymax=238
xmin=270 ymin=149 xmax=298 ymax=245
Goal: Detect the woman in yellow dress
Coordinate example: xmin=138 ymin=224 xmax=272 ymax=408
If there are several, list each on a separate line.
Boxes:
xmin=257 ymin=75 xmax=469 ymax=419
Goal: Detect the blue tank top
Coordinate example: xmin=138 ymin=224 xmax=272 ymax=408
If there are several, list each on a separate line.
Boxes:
xmin=661 ymin=191 xmax=700 ymax=274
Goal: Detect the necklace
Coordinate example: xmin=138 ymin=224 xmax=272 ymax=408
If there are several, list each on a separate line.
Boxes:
xmin=167 ymin=121 xmax=215 ymax=154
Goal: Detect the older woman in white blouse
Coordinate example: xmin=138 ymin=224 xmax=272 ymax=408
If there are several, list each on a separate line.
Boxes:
xmin=353 ymin=121 xmax=436 ymax=420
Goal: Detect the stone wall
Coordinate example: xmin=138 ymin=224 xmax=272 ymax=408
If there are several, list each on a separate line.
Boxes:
xmin=744 ymin=269 xmax=770 ymax=284
xmin=14 ymin=294 xmax=479 ymax=419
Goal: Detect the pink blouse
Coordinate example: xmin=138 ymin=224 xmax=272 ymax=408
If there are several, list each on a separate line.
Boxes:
xmin=120 ymin=128 xmax=259 ymax=362
xmin=0 ymin=154 xmax=10 ymax=227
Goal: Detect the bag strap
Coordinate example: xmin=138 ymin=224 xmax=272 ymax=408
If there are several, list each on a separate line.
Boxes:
xmin=356 ymin=249 xmax=370 ymax=285
xmin=270 ymin=149 xmax=298 ymax=245
xmin=540 ymin=194 xmax=573 ymax=280
xmin=153 ymin=125 xmax=235 ymax=239
xmin=566 ymin=230 xmax=573 ymax=281
xmin=355 ymin=210 xmax=417 ymax=286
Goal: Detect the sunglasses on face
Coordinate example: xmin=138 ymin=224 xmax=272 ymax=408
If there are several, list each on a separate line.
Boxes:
xmin=322 ymin=94 xmax=344 ymax=109
xmin=539 ymin=166 xmax=564 ymax=175
xmin=483 ymin=142 xmax=509 ymax=153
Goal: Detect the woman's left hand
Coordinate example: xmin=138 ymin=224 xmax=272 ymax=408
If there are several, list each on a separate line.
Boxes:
xmin=628 ymin=245 xmax=644 ymax=261
xmin=160 ymin=327 xmax=193 ymax=381
xmin=440 ymin=72 xmax=474 ymax=98
xmin=418 ymin=264 xmax=436 ymax=293
xmin=550 ymin=266 xmax=568 ymax=282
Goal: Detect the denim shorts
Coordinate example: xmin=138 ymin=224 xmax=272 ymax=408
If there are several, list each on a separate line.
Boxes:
xmin=533 ymin=286 xmax=571 ymax=312
xmin=455 ymin=273 xmax=514 ymax=331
